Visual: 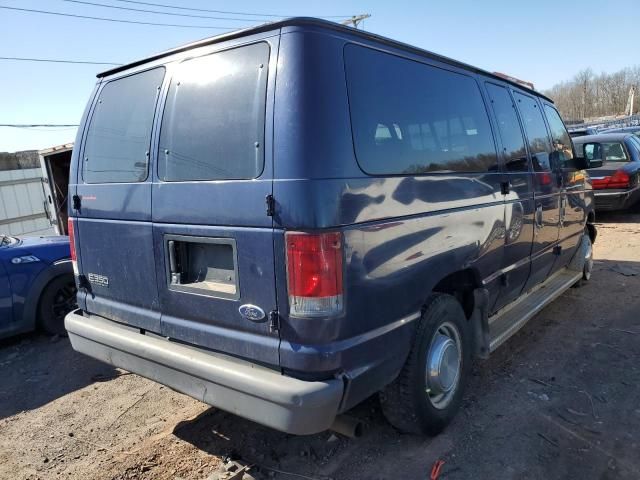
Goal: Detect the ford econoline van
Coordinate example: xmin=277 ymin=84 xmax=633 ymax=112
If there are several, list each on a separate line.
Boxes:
xmin=65 ymin=18 xmax=596 ymax=435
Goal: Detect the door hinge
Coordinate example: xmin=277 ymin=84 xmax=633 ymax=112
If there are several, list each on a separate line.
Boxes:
xmin=265 ymin=194 xmax=275 ymax=217
xmin=77 ymin=274 xmax=91 ymax=291
xmin=500 ymin=181 xmax=511 ymax=195
xmin=269 ymin=310 xmax=280 ymax=333
xmin=553 ymin=245 xmax=562 ymax=256
xmin=72 ymin=194 xmax=81 ymax=211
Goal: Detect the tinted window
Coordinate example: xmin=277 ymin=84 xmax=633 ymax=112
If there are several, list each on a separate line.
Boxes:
xmin=514 ymin=92 xmax=552 ymax=172
xmin=345 ymin=45 xmax=497 ymax=175
xmin=544 ymin=105 xmax=575 ymax=169
xmin=485 ymin=83 xmax=528 ymax=172
xmin=84 ymin=68 xmax=164 ymax=183
xmin=159 ymin=43 xmax=269 ymax=181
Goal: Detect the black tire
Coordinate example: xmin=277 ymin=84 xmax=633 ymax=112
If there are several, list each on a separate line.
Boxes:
xmin=379 ymin=293 xmax=470 ymax=435
xmin=37 ymin=274 xmax=77 ymax=336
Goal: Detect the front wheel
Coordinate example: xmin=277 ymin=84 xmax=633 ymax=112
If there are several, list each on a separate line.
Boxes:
xmin=379 ymin=293 xmax=470 ymax=435
xmin=571 ymin=229 xmax=593 ymax=288
xmin=38 ymin=274 xmax=78 ymax=336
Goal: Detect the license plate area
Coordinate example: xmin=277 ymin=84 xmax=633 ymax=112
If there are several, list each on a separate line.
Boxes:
xmin=165 ymin=234 xmax=239 ymax=300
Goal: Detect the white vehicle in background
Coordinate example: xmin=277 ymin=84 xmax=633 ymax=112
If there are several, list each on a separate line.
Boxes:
xmin=39 ymin=143 xmax=73 ymax=236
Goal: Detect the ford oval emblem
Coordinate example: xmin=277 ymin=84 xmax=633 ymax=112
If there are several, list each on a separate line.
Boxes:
xmin=239 ymin=304 xmax=266 ymax=322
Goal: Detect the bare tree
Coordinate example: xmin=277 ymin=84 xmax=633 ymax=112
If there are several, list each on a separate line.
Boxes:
xmin=544 ymin=66 xmax=639 ymax=121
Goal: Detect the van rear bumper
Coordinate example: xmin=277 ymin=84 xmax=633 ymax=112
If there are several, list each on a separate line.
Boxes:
xmin=65 ymin=310 xmax=344 ymax=435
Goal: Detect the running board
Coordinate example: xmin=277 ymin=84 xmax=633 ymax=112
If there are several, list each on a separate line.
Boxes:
xmin=488 ymin=269 xmax=581 ymax=352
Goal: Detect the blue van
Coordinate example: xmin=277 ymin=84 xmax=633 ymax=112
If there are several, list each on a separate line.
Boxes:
xmin=65 ymin=18 xmax=596 ymax=435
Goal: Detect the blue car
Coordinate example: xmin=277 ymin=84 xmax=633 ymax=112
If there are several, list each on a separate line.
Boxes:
xmin=0 ymin=234 xmax=76 ymax=338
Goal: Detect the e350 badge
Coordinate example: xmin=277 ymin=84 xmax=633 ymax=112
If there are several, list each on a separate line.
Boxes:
xmin=87 ymin=273 xmax=109 ymax=288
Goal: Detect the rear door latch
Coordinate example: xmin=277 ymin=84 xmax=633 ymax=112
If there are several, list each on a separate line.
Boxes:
xmin=72 ymin=194 xmax=81 ymax=211
xmin=265 ymin=194 xmax=275 ymax=217
xmin=269 ymin=310 xmax=280 ymax=333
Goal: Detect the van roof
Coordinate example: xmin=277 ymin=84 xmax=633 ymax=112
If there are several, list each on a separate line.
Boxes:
xmin=98 ymin=17 xmax=551 ymax=102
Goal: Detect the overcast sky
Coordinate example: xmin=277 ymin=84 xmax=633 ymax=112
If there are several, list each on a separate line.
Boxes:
xmin=1 ymin=0 xmax=638 ymax=152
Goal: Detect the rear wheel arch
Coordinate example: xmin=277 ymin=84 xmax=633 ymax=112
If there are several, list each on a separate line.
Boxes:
xmin=431 ymin=268 xmax=482 ymax=320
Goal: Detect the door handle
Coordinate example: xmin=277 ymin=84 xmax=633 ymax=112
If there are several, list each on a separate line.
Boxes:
xmin=535 ymin=204 xmax=543 ymax=230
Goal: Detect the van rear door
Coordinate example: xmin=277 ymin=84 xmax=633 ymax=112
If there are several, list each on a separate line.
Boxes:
xmin=74 ymin=67 xmax=166 ymax=332
xmin=151 ymin=39 xmax=280 ymax=365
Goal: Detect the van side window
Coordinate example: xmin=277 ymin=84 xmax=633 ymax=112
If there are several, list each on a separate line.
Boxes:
xmin=485 ymin=83 xmax=529 ymax=172
xmin=158 ymin=42 xmax=269 ymax=181
xmin=543 ymin=105 xmax=576 ymax=169
xmin=344 ymin=45 xmax=497 ymax=175
xmin=513 ymin=92 xmax=552 ymax=172
xmin=83 ymin=67 xmax=165 ymax=183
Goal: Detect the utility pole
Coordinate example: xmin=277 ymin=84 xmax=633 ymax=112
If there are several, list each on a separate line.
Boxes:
xmin=625 ymin=85 xmax=636 ymax=116
xmin=341 ymin=14 xmax=371 ymax=29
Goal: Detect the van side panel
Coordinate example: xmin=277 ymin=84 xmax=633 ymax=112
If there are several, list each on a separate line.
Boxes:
xmin=274 ymin=30 xmax=507 ymax=405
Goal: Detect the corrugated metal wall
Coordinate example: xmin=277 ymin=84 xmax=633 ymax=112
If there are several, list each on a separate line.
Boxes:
xmin=0 ymin=167 xmax=54 ymax=236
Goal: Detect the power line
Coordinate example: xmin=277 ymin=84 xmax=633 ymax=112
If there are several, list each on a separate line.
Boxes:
xmin=111 ymin=0 xmax=351 ymax=19
xmin=0 ymin=124 xmax=79 ymax=128
xmin=59 ymin=0 xmax=273 ymax=22
xmin=0 ymin=56 xmax=122 ymax=66
xmin=0 ymin=5 xmax=247 ymax=29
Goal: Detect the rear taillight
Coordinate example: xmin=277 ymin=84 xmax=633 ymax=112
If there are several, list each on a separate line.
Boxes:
xmin=286 ymin=231 xmax=344 ymax=317
xmin=592 ymin=170 xmax=630 ymax=190
xmin=68 ymin=217 xmax=78 ymax=275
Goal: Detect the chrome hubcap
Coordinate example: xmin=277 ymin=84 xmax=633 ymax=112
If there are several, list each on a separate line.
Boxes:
xmin=425 ymin=321 xmax=462 ymax=409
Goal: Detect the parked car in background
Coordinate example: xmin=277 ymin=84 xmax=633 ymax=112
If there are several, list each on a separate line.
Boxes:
xmin=65 ymin=18 xmax=596 ymax=436
xmin=0 ymin=234 xmax=76 ymax=338
xmin=573 ymin=133 xmax=640 ymax=211
xmin=568 ymin=126 xmax=599 ymax=138
xmin=599 ymin=125 xmax=640 ymax=137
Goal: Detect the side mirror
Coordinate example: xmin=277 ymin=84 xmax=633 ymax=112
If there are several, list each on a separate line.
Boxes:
xmin=581 ymin=142 xmax=604 ymax=169
xmin=574 ymin=156 xmax=589 ymax=170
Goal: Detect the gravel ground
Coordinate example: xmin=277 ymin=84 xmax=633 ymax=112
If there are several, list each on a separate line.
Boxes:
xmin=1 ymin=211 xmax=639 ymax=480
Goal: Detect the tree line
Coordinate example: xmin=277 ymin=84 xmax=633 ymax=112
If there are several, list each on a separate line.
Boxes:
xmin=543 ymin=66 xmax=640 ymax=122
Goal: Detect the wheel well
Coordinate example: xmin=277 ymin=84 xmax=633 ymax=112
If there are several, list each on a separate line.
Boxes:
xmin=35 ymin=273 xmax=74 ymax=323
xmin=586 ymin=212 xmax=596 ymax=243
xmin=431 ymin=269 xmax=480 ymax=320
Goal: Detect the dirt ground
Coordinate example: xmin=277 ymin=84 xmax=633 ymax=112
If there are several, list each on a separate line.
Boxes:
xmin=1 ymin=211 xmax=639 ymax=480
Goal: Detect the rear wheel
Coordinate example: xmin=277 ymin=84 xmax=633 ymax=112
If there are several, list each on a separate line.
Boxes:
xmin=379 ymin=294 xmax=470 ymax=435
xmin=38 ymin=275 xmax=77 ymax=336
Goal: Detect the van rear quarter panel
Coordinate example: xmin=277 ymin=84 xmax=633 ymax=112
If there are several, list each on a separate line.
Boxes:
xmin=273 ymin=28 xmax=506 ymax=382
